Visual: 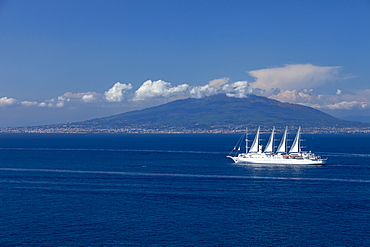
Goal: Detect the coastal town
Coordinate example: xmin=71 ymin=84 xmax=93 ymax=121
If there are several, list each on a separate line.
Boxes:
xmin=1 ymin=124 xmax=370 ymax=134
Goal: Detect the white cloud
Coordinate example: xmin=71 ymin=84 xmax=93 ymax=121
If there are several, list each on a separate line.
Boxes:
xmin=56 ymin=97 xmax=70 ymax=108
xmin=221 ymin=81 xmax=253 ymax=98
xmin=56 ymin=101 xmax=65 ymax=108
xmin=0 ymin=97 xmax=18 ymax=107
xmin=57 ymin=96 xmax=67 ymax=101
xmin=37 ymin=96 xmax=70 ymax=108
xmin=133 ymin=80 xmax=189 ymax=101
xmin=21 ymin=101 xmax=38 ymax=107
xmin=270 ymin=89 xmax=317 ymax=104
xmin=244 ymin=64 xmax=370 ymax=112
xmin=249 ymin=64 xmax=340 ymax=93
xmin=104 ymin=82 xmax=133 ymax=102
xmin=60 ymin=92 xmax=99 ymax=103
xmin=270 ymin=89 xmax=370 ymax=111
xmin=131 ymin=78 xmax=259 ymax=101
xmin=38 ymin=102 xmax=52 ymax=107
xmin=320 ymin=101 xmax=369 ymax=110
xmin=189 ymin=84 xmax=217 ymax=98
xmin=304 ymin=101 xmax=369 ymax=111
xmin=82 ymin=94 xmax=96 ymax=103
xmin=166 ymin=83 xmax=189 ymax=95
xmin=188 ymin=78 xmax=263 ymax=99
xmin=62 ymin=92 xmax=98 ymax=99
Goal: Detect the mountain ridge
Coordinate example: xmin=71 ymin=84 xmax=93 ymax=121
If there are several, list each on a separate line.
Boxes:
xmin=78 ymin=94 xmax=361 ymax=128
xmin=2 ymin=94 xmax=370 ymax=133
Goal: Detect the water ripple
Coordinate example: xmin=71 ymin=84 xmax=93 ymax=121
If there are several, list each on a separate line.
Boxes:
xmin=0 ymin=168 xmax=368 ymax=183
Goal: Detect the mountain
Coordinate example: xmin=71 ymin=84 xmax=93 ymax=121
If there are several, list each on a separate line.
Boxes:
xmin=4 ymin=94 xmax=369 ymax=133
xmin=47 ymin=94 xmax=368 ymax=133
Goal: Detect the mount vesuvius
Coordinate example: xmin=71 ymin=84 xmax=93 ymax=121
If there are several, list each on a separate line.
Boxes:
xmin=12 ymin=94 xmax=368 ymax=133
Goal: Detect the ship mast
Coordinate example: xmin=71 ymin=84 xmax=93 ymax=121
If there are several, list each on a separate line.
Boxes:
xmin=245 ymin=127 xmax=249 ymax=153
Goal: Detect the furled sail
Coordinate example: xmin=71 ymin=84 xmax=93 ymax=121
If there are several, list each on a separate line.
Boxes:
xmin=245 ymin=127 xmax=249 ymax=153
xmin=249 ymin=126 xmax=260 ymax=153
xmin=264 ymin=127 xmax=275 ymax=153
xmin=276 ymin=126 xmax=288 ymax=153
xmin=289 ymin=126 xmax=301 ymax=153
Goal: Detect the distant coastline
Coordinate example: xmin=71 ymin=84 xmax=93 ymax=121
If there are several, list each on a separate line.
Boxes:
xmin=1 ymin=125 xmax=370 ymax=134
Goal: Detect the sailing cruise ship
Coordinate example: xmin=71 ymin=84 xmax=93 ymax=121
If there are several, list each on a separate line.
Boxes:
xmin=227 ymin=126 xmax=326 ymax=165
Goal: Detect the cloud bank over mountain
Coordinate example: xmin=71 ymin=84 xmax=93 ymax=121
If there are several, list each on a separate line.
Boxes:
xmin=1 ymin=64 xmax=370 ymax=126
xmin=249 ymin=64 xmax=340 ymax=92
xmin=132 ymin=80 xmax=189 ymax=101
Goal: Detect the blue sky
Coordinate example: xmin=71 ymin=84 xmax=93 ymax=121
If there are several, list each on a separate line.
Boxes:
xmin=1 ymin=0 xmax=370 ymax=127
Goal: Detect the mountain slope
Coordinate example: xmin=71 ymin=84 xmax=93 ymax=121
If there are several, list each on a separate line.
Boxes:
xmin=70 ymin=94 xmax=365 ymax=130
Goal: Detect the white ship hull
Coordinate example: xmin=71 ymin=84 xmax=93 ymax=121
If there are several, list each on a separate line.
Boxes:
xmin=227 ymin=126 xmax=327 ymax=165
xmin=228 ymin=153 xmax=326 ymax=165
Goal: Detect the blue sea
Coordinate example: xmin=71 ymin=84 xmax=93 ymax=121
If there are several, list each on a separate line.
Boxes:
xmin=0 ymin=133 xmax=369 ymax=246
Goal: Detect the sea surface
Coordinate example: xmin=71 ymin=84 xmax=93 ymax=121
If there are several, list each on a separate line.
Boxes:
xmin=0 ymin=133 xmax=369 ymax=246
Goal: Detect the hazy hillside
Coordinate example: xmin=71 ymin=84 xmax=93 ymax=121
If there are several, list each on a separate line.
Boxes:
xmin=3 ymin=94 xmax=369 ymax=133
xmin=70 ymin=94 xmax=365 ymax=129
